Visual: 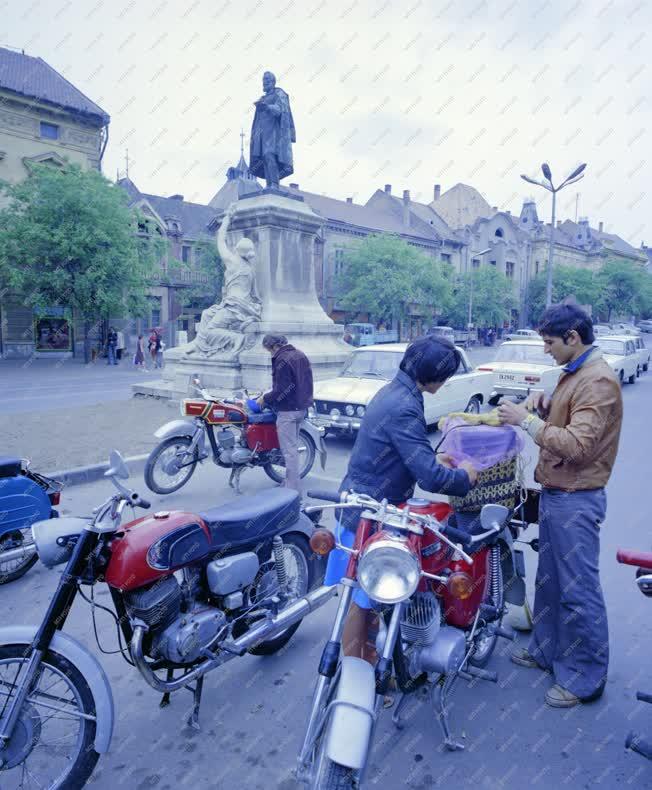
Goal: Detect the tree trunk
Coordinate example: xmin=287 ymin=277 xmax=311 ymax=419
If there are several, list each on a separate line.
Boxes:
xmin=83 ymin=320 xmax=92 ymax=364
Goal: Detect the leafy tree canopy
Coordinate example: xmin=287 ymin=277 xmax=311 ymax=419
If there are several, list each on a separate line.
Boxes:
xmin=336 ymin=234 xmax=452 ymax=324
xmin=447 ymin=266 xmax=517 ymax=328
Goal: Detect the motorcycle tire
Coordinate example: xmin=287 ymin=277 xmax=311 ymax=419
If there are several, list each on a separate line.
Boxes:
xmin=246 ymin=534 xmax=319 ymax=656
xmin=0 ymin=645 xmax=100 ymax=789
xmin=144 ymin=436 xmax=199 ymax=495
xmin=0 ymin=530 xmax=38 ymax=584
xmin=319 ymin=760 xmax=358 ymax=790
xmin=263 ymin=430 xmax=316 ymax=485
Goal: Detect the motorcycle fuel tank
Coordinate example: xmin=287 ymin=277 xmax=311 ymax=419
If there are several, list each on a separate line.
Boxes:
xmin=105 ymin=511 xmax=212 ymax=592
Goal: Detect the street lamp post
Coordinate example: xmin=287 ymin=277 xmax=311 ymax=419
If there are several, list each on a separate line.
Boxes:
xmin=467 ymin=248 xmax=491 ymax=329
xmin=521 ymin=162 xmax=587 ymax=308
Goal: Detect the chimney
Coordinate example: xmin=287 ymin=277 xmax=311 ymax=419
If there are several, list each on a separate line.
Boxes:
xmin=346 ymin=197 xmax=353 ymax=203
xmin=556 ymin=220 xmax=562 ymax=228
xmin=492 ymin=206 xmax=498 ymax=212
xmin=289 ymin=183 xmax=299 ymax=189
xmin=598 ymin=221 xmax=603 ymax=232
xmin=403 ymin=190 xmax=411 ymax=227
xmin=434 ymin=184 xmax=441 ymax=200
xmin=384 ymin=184 xmax=392 ymax=194
xmin=169 ymin=194 xmax=184 ymax=201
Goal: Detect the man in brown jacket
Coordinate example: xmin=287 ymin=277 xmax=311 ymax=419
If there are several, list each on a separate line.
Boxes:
xmin=498 ymin=304 xmax=623 ymax=708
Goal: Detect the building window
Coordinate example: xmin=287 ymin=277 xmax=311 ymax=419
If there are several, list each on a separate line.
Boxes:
xmin=472 ymin=258 xmax=480 ymax=268
xmin=535 ymin=261 xmax=540 ymax=275
xmin=182 ymin=245 xmax=192 ymax=263
xmin=506 ymin=261 xmax=515 ymax=278
xmin=441 ymin=253 xmax=452 ymax=264
xmin=495 ymin=228 xmax=504 ymax=238
xmin=334 ymin=248 xmax=345 ymax=277
xmin=489 ymin=260 xmax=497 ymax=266
xmin=40 ymin=122 xmax=59 ymax=140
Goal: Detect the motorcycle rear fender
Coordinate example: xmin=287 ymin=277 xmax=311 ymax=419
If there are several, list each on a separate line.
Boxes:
xmin=154 ymin=419 xmax=206 ymax=454
xmin=325 ymin=656 xmax=376 ymax=771
xmin=0 ymin=625 xmax=114 ymax=754
xmin=498 ymin=530 xmax=526 ymax=606
xmin=301 ymin=419 xmax=327 ymax=471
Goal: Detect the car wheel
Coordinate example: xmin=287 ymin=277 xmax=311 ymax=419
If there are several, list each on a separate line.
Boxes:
xmin=619 ymin=370 xmax=624 ymax=384
xmin=636 ymin=366 xmax=641 ymax=378
xmin=464 ymin=395 xmax=482 ymax=414
xmin=629 ymin=371 xmax=636 ymax=384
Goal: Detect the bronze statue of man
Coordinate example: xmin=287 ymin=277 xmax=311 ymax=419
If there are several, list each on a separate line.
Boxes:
xmin=250 ymin=71 xmax=296 ymax=189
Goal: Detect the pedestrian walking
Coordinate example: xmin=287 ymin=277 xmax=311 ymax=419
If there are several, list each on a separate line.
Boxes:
xmin=133 ymin=335 xmax=146 ymax=370
xmin=148 ymin=329 xmax=160 ymax=369
xmin=156 ymin=337 xmax=166 ymax=369
xmin=106 ymin=327 xmax=118 ymax=365
xmin=498 ymin=303 xmax=623 ymax=708
xmin=257 ymin=334 xmax=313 ymax=492
xmin=116 ymin=330 xmax=125 ymax=361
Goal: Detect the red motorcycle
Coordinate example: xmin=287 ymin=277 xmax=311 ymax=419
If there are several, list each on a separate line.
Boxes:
xmin=616 ymin=546 xmax=652 ymax=761
xmin=145 ymin=377 xmax=326 ymax=495
xmin=297 ymin=488 xmax=535 ymax=789
xmin=0 ymin=451 xmax=335 ymax=789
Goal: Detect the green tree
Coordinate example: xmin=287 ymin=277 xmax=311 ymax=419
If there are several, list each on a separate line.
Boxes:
xmin=448 ymin=266 xmax=517 ymax=328
xmin=527 ymin=264 xmax=599 ymax=324
xmin=0 ymin=162 xmax=163 ymax=361
xmin=595 ymin=259 xmax=649 ymax=321
xmin=336 ymin=234 xmax=452 ymax=325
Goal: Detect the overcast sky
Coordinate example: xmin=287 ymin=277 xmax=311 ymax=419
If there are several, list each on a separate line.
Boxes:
xmin=5 ymin=0 xmax=651 ymax=244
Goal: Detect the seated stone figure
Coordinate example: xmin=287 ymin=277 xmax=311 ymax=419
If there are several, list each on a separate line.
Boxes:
xmin=184 ymin=203 xmax=262 ymax=357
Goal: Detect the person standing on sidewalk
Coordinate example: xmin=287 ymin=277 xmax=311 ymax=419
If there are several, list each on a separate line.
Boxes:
xmin=106 ymin=327 xmax=118 ymax=365
xmin=148 ymin=329 xmax=161 ymax=369
xmin=134 ymin=334 xmax=146 ymax=370
xmin=257 ymin=334 xmax=313 ymax=492
xmin=497 ymin=303 xmax=623 ymax=708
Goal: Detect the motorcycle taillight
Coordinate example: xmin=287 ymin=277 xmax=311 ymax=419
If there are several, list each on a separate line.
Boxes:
xmin=49 ymin=491 xmax=61 ymax=506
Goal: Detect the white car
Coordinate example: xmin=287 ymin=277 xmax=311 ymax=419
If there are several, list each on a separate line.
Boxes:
xmin=504 ymin=329 xmax=539 ymax=341
xmin=594 ymin=337 xmax=639 ymax=383
xmin=606 ymin=334 xmax=649 ymax=376
xmin=480 ymin=340 xmax=563 ymax=403
xmin=637 ymin=319 xmax=652 ymax=334
xmin=311 ymin=343 xmax=494 ymax=434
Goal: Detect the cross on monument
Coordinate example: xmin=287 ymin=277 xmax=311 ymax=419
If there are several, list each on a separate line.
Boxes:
xmin=239 ymin=129 xmax=245 ymax=156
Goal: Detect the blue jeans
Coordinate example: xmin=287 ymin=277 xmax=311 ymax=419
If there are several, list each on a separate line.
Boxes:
xmin=107 ymin=344 xmax=117 ymax=364
xmin=324 ymin=523 xmax=374 ymax=610
xmin=528 ymin=488 xmax=608 ymax=699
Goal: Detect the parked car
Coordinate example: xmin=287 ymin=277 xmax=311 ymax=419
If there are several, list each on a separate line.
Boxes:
xmin=504 ymin=329 xmax=539 ymax=341
xmin=343 ymin=322 xmax=399 ymax=347
xmin=479 ymin=340 xmax=563 ymax=404
xmin=310 ymin=343 xmax=494 ymax=434
xmin=611 ymin=322 xmax=640 ymax=335
xmin=595 ymin=336 xmax=639 ymax=383
xmin=609 ymin=334 xmax=649 ymax=375
xmin=594 ymin=324 xmax=614 ymax=336
xmin=637 ymin=319 xmax=652 ymax=334
xmin=427 ymin=325 xmax=456 ymax=344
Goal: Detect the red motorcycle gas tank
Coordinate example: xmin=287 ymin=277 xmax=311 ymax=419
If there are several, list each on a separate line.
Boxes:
xmin=401 ymin=498 xmax=453 ymax=575
xmin=105 ymin=511 xmax=211 ymax=592
xmin=437 ymin=546 xmax=490 ymax=628
xmin=245 ymin=422 xmax=280 ymax=452
xmin=204 ymin=401 xmax=247 ymax=426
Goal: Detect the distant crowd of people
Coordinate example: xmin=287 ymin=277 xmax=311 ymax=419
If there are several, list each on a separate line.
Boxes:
xmin=103 ymin=326 xmax=165 ymax=370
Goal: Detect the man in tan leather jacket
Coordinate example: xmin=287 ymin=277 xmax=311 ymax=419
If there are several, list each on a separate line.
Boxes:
xmin=498 ymin=304 xmax=623 ymax=708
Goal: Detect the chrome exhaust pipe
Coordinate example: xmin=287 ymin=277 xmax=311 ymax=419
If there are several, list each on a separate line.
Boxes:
xmin=131 ymin=584 xmax=337 ymax=693
xmin=0 ymin=544 xmax=37 ymax=563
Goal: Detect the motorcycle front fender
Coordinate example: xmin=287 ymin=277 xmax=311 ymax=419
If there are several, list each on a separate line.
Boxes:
xmin=302 ymin=419 xmax=327 ymax=471
xmin=154 ymin=419 xmax=206 ymax=454
xmin=325 ymin=656 xmax=376 ymax=771
xmin=0 ymin=625 xmax=114 ymax=754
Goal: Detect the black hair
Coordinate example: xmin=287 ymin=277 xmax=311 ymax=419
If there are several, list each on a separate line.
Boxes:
xmin=538 ymin=303 xmax=595 ymax=344
xmin=400 ymin=335 xmax=461 ymax=385
xmin=262 ymin=333 xmax=288 ymax=350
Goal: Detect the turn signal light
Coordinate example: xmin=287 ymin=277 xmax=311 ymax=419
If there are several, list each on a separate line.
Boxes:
xmin=310 ymin=528 xmax=336 ymax=556
xmin=447 ymin=572 xmax=474 ymax=600
xmin=48 ymin=491 xmax=61 ymax=506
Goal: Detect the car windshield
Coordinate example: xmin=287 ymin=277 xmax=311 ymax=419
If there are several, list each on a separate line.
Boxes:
xmin=341 ymin=350 xmax=403 ymax=379
xmin=596 ymin=339 xmax=626 ymax=355
xmin=494 ymin=343 xmax=552 ymax=366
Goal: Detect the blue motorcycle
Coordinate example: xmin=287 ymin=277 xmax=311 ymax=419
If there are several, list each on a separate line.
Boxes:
xmin=0 ymin=456 xmax=62 ymax=584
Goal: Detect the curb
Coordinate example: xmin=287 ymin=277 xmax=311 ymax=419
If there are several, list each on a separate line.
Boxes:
xmin=49 ymin=454 xmax=149 ymax=488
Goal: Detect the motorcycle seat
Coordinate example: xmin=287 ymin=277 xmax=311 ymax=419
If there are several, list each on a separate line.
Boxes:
xmin=199 ymin=488 xmax=300 ymax=549
xmin=248 ymin=412 xmax=277 ymax=425
xmin=0 ymin=457 xmax=23 ymax=478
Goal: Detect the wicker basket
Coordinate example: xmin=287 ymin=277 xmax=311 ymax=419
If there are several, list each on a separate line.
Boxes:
xmin=449 ymin=457 xmax=518 ymax=513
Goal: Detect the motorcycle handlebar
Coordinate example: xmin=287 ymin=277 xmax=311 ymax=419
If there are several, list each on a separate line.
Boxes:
xmin=138 ymin=497 xmax=151 ymax=510
xmin=307 ymin=489 xmax=342 ymax=503
xmin=441 ymin=524 xmax=472 ymax=548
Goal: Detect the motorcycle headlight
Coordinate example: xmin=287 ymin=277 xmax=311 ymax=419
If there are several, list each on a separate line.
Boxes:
xmin=307 ymin=406 xmax=316 ymax=419
xmin=356 ymin=405 xmax=365 ymax=417
xmin=345 ymin=404 xmax=355 ymax=416
xmin=358 ymin=538 xmax=420 ymax=604
xmin=330 ymin=408 xmax=340 ymax=418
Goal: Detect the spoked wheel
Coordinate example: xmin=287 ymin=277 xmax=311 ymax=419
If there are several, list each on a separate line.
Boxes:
xmin=144 ymin=436 xmax=199 ymax=494
xmin=263 ymin=430 xmax=316 ymax=484
xmin=0 ymin=530 xmax=38 ymax=584
xmin=243 ymin=534 xmax=317 ymax=655
xmin=0 ymin=646 xmax=99 ymax=789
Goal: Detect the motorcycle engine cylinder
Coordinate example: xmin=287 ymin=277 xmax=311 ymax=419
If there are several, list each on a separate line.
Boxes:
xmin=217 ymin=428 xmax=235 ymax=449
xmin=124 ymin=576 xmax=181 ymax=632
xmin=411 ymin=625 xmax=466 ymax=676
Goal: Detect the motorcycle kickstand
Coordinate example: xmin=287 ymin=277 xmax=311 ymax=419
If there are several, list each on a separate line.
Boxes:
xmin=228 ymin=465 xmax=244 ymax=495
xmin=159 ymin=668 xmax=174 ymax=708
xmin=185 ymin=676 xmax=204 ymax=731
xmin=431 ymin=675 xmax=464 ymax=752
xmin=392 ymin=692 xmax=412 ymax=730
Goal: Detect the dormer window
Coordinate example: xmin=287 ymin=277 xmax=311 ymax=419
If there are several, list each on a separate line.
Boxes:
xmin=495 ymin=228 xmax=504 ymax=237
xmin=40 ymin=122 xmax=59 ymax=140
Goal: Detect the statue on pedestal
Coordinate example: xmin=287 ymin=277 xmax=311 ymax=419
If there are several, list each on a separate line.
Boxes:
xmin=184 ymin=203 xmax=261 ymax=358
xmin=250 ymin=71 xmax=296 ymax=189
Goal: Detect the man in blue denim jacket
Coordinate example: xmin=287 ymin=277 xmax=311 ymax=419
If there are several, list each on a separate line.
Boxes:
xmin=325 ymin=335 xmax=478 ymax=663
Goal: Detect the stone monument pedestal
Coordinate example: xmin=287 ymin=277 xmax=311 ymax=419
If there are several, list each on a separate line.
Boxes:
xmin=138 ymin=190 xmax=350 ymax=399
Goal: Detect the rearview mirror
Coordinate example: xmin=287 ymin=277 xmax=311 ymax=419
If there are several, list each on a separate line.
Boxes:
xmin=105 ymin=450 xmax=130 ymax=480
xmin=480 ymin=504 xmax=509 ymax=533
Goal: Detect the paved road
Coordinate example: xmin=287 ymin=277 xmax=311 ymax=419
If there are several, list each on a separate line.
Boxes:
xmin=2 ymin=368 xmax=650 ymax=788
